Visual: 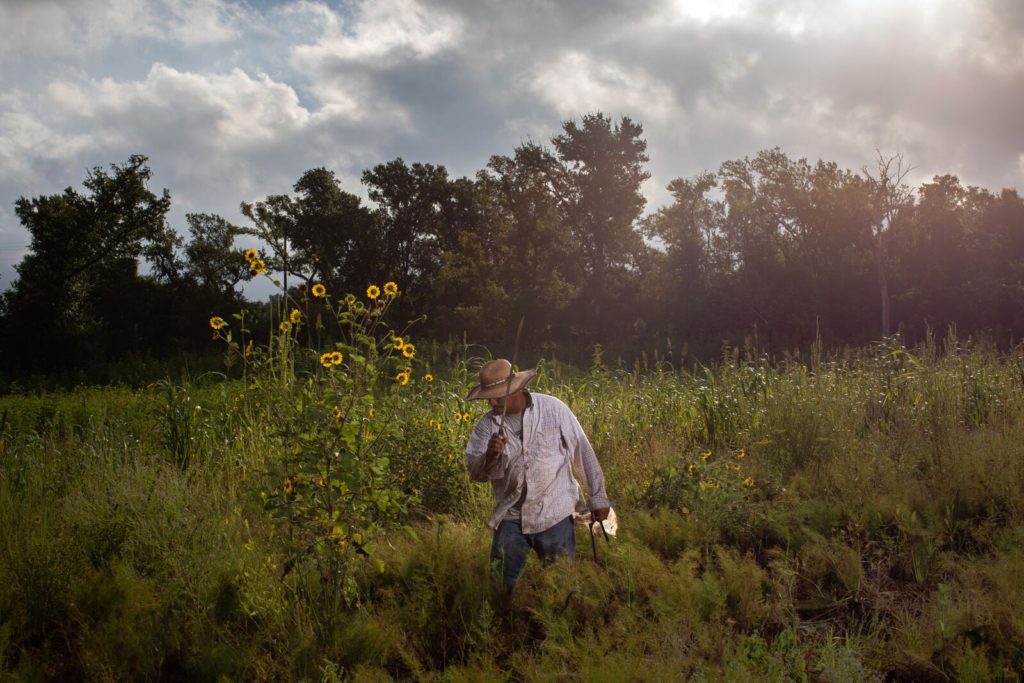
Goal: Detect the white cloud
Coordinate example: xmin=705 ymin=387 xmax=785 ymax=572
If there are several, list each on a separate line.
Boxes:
xmin=530 ymin=51 xmax=683 ymax=128
xmin=38 ymin=64 xmax=312 ymax=153
xmin=291 ymin=0 xmax=462 ymax=64
xmin=0 ymin=0 xmax=250 ymax=65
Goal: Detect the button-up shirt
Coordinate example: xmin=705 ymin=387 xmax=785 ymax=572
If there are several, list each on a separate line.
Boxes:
xmin=465 ymin=392 xmax=610 ymax=534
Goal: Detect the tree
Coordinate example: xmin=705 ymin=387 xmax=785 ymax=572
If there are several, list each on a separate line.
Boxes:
xmin=641 ymin=171 xmax=727 ymax=340
xmin=362 ymin=159 xmax=471 ymax=319
xmin=865 ymin=152 xmax=914 ymax=337
xmin=550 ymin=114 xmax=651 ymax=333
xmin=182 ymin=213 xmax=250 ymax=297
xmin=1 ymin=155 xmax=173 ymax=370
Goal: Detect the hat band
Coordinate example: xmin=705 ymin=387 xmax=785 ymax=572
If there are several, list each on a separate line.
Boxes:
xmin=482 ymin=376 xmax=514 ymax=388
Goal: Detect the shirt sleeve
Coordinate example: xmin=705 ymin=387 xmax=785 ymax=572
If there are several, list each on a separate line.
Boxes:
xmin=465 ymin=417 xmax=504 ymax=481
xmin=560 ymin=404 xmax=610 ymax=510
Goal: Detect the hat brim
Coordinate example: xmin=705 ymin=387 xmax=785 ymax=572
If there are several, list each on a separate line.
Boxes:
xmin=466 ymin=369 xmax=537 ymax=400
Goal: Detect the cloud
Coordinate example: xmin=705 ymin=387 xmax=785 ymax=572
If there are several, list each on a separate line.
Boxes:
xmin=2 ymin=0 xmax=1023 ymax=294
xmin=529 ymin=51 xmax=683 ymax=128
xmin=0 ymin=0 xmax=250 ymax=66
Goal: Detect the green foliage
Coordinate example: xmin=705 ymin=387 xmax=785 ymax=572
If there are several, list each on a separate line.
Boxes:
xmin=3 ymin=340 xmax=1024 ymax=678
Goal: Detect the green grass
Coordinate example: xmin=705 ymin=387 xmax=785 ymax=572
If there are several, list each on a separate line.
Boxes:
xmin=2 ymin=337 xmax=1024 ymax=680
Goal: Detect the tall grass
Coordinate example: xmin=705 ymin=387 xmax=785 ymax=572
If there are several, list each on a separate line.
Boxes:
xmin=2 ymin=334 xmax=1024 ymax=679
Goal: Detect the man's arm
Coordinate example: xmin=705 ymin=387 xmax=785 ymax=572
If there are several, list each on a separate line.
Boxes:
xmin=562 ymin=406 xmax=610 ymax=516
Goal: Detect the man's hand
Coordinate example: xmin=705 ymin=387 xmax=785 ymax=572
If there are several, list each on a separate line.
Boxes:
xmin=591 ymin=507 xmax=610 ymax=522
xmin=485 ymin=432 xmax=507 ymax=470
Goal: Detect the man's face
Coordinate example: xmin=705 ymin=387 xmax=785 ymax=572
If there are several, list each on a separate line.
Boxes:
xmin=488 ymin=390 xmax=525 ymax=415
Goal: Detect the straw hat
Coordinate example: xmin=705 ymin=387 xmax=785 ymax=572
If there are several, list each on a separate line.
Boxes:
xmin=466 ymin=358 xmax=537 ymax=400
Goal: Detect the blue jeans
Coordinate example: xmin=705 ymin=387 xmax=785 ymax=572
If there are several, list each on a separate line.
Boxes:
xmin=490 ymin=515 xmax=576 ymax=592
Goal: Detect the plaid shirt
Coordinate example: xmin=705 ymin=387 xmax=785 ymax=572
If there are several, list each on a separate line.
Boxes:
xmin=465 ymin=392 xmax=610 ymax=534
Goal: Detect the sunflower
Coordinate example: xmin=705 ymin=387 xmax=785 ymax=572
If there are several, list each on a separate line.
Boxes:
xmin=245 ymin=339 xmax=253 ymax=356
xmin=383 ymin=281 xmax=398 ymax=296
xmin=209 ymin=316 xmax=227 ymax=330
xmin=320 ymin=352 xmax=333 ymax=368
xmin=244 ymin=248 xmax=258 ymax=262
xmin=279 ymin=321 xmax=292 ymax=333
xmin=283 ymin=479 xmax=294 ymax=494
xmin=424 ymin=373 xmax=433 ymax=382
xmin=392 ymin=336 xmax=404 ymax=350
xmin=353 ymin=301 xmax=365 ymax=314
xmin=345 ymin=294 xmax=356 ymax=304
xmin=396 ymin=372 xmax=410 ymax=386
xmin=289 ymin=309 xmax=302 ymax=324
xmin=333 ymin=406 xmax=342 ymax=419
xmin=366 ymin=284 xmax=381 ymax=299
xmin=700 ymin=449 xmax=712 ymax=460
xmin=743 ymin=476 xmax=755 ymax=487
xmin=462 ymin=412 xmax=471 ymax=422
xmin=330 ymin=351 xmax=343 ymax=365
xmin=251 ymin=258 xmax=267 ymax=275
xmin=737 ymin=448 xmax=746 ymax=460
xmin=402 ymin=342 xmax=416 ymax=358
xmin=311 ymin=283 xmax=327 ymax=297
xmin=368 ymin=407 xmax=375 ymax=418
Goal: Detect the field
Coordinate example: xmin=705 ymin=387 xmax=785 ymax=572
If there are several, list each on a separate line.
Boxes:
xmin=2 ymin=325 xmax=1024 ymax=681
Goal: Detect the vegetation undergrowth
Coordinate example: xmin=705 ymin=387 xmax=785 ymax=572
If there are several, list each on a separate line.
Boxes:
xmin=2 ymin=321 xmax=1024 ymax=680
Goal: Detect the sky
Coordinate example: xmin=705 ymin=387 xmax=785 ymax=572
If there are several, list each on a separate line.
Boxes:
xmin=1 ymin=0 xmax=1023 ymax=297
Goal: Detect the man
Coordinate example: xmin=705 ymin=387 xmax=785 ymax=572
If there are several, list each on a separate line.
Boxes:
xmin=465 ymin=358 xmax=611 ymax=592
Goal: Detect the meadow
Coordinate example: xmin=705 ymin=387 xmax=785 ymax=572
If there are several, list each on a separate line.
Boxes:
xmin=2 ymin=293 xmax=1023 ymax=680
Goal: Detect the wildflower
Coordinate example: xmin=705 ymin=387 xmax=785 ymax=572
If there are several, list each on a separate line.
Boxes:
xmin=462 ymin=412 xmax=471 ymax=422
xmin=368 ymin=407 xmax=375 ymax=418
xmin=353 ymin=301 xmax=365 ymax=314
xmin=320 ymin=352 xmax=333 ymax=368
xmin=396 ymin=373 xmax=410 ymax=386
xmin=737 ymin=448 xmax=746 ymax=460
xmin=209 ymin=316 xmax=227 ymax=330
xmin=244 ymin=248 xmax=258 ymax=262
xmin=402 ymin=342 xmax=416 ymax=358
xmin=279 ymin=321 xmax=292 ymax=333
xmin=245 ymin=339 xmax=253 ymax=356
xmin=333 ymin=406 xmax=342 ymax=419
xmin=731 ymin=464 xmax=743 ymax=472
xmin=687 ymin=464 xmax=696 ymax=473
xmin=383 ymin=281 xmax=398 ymax=296
xmin=701 ymin=449 xmax=712 ymax=460
xmin=392 ymin=336 xmax=404 ymax=350
xmin=251 ymin=258 xmax=267 ymax=275
xmin=318 ymin=478 xmax=325 ymax=488
xmin=330 ymin=351 xmax=343 ymax=365
xmin=283 ymin=479 xmax=294 ymax=494
xmin=743 ymin=477 xmax=755 ymax=487
xmin=311 ymin=283 xmax=327 ymax=297
xmin=345 ymin=294 xmax=356 ymax=305
xmin=429 ymin=419 xmax=437 ymax=428
xmin=366 ymin=284 xmax=381 ymax=299
xmin=289 ymin=309 xmax=302 ymax=324
xmin=424 ymin=373 xmax=433 ymax=382
xmin=403 ymin=366 xmax=412 ymax=375
xmin=434 ymin=421 xmax=441 ymax=430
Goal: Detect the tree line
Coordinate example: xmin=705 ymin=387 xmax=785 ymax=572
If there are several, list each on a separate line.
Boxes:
xmin=3 ymin=112 xmax=1023 ymax=379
